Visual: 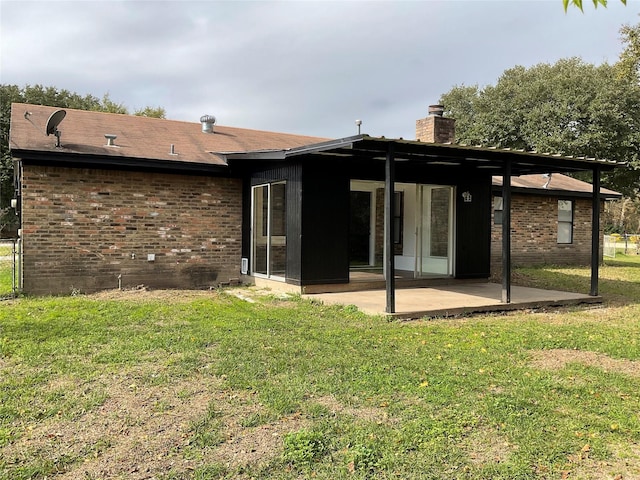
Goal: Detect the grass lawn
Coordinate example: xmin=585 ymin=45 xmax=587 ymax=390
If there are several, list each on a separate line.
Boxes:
xmin=0 ymin=258 xmax=639 ymax=479
xmin=0 ymin=242 xmax=15 ymax=297
xmin=0 ymin=268 xmax=14 ymax=297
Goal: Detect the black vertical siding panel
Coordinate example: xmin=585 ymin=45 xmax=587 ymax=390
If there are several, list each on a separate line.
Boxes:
xmin=285 ymin=164 xmax=303 ymax=283
xmin=301 ymin=163 xmax=350 ymax=284
xmin=455 ymin=178 xmax=492 ymax=278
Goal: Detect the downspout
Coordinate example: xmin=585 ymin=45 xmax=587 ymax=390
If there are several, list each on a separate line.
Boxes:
xmin=501 ymin=160 xmax=512 ymax=303
xmin=590 ymin=166 xmax=601 ymax=296
xmin=385 ymin=144 xmax=396 ymax=313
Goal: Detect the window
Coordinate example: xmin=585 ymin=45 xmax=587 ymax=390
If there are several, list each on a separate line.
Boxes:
xmin=430 ymin=187 xmax=450 ymax=257
xmin=558 ymin=199 xmax=573 ymax=244
xmin=270 ymin=182 xmax=286 ymax=237
xmin=394 ymin=191 xmax=403 ymax=245
xmin=493 ymin=196 xmax=503 ymax=225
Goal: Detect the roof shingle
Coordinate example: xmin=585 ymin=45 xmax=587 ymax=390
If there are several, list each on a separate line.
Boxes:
xmin=9 ymin=103 xmax=327 ymax=166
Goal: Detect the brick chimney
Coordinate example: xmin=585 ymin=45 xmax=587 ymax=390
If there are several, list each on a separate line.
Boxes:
xmin=415 ymin=104 xmax=456 ymax=143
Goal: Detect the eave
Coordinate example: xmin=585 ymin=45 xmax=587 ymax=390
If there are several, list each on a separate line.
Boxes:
xmin=12 ymin=149 xmax=230 ymax=175
xmin=218 ymin=135 xmax=622 ymax=175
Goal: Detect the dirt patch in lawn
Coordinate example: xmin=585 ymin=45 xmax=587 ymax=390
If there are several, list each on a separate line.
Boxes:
xmin=463 ymin=425 xmax=516 ymax=466
xmin=562 ymin=441 xmax=640 ymax=480
xmin=211 ymin=411 xmax=307 ymax=470
xmin=529 ymin=349 xmax=640 ymax=377
xmin=3 ymin=371 xmax=222 ymax=479
xmin=2 ymin=369 xmax=312 ymax=478
xmin=88 ymin=287 xmax=219 ymax=302
xmin=313 ymin=395 xmax=398 ymax=425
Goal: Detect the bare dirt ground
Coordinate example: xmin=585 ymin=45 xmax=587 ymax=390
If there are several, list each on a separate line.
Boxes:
xmin=3 ymin=363 xmax=394 ymax=479
xmin=529 ymin=348 xmax=640 ymax=378
xmin=88 ymin=287 xmax=220 ymax=302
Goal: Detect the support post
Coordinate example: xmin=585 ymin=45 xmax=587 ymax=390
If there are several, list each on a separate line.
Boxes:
xmin=590 ymin=166 xmax=601 ymax=296
xmin=501 ymin=160 xmax=512 ymax=303
xmin=385 ymin=144 xmax=396 ymax=313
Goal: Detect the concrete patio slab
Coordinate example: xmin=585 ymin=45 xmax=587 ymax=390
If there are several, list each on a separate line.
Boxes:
xmin=304 ymin=283 xmax=602 ymax=319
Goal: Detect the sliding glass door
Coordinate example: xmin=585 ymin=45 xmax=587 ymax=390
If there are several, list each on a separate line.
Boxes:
xmin=251 ymin=182 xmax=286 ymax=279
xmin=417 ymin=185 xmax=454 ymax=276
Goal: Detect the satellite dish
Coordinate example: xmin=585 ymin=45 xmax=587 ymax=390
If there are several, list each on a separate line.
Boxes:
xmin=46 ymin=109 xmax=66 ymax=136
xmin=45 ymin=109 xmax=66 ymax=147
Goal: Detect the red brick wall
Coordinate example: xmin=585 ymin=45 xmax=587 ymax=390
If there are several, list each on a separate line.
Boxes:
xmin=20 ymin=165 xmax=242 ymax=294
xmin=415 ymin=116 xmax=455 ymax=144
xmin=490 ymin=193 xmax=603 ymax=274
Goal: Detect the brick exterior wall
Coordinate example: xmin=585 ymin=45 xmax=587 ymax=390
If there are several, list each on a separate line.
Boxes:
xmin=20 ymin=165 xmax=242 ymax=294
xmin=490 ymin=193 xmax=603 ymax=274
xmin=415 ymin=115 xmax=455 ymax=144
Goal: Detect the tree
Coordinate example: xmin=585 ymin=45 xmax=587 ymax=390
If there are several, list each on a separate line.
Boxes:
xmin=564 ymin=0 xmax=627 ymax=12
xmin=0 ymin=84 xmax=165 ymax=235
xmin=617 ymin=20 xmax=640 ymax=83
xmin=135 ymin=106 xmax=167 ymax=118
xmin=440 ymin=57 xmax=640 ymax=198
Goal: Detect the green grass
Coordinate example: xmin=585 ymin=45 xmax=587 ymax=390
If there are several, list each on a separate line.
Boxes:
xmin=0 ymin=267 xmax=13 ymax=297
xmin=0 ymin=242 xmax=15 ymax=296
xmin=1 ymin=258 xmax=639 ymax=479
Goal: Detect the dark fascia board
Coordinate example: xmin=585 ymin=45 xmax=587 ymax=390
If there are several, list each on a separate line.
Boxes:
xmin=217 ymin=150 xmax=287 ymax=161
xmin=491 ymin=185 xmax=622 ymax=199
xmin=348 ymin=136 xmax=621 ymax=172
xmin=218 ymin=135 xmax=361 ymax=163
xmin=257 ymin=135 xmax=621 ymax=174
xmin=12 ymin=149 xmax=230 ymax=175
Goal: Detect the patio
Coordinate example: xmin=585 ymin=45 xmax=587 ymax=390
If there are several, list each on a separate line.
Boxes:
xmin=304 ymin=282 xmax=602 ymax=319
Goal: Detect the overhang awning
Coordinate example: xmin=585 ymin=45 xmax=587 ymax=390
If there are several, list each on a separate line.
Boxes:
xmin=219 ymin=134 xmax=621 ymax=174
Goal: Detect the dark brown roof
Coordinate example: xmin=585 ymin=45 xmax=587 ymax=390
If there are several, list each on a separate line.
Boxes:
xmin=10 ymin=104 xmax=622 ymax=186
xmin=492 ymin=173 xmax=621 ymax=198
xmin=9 ymin=103 xmax=327 ymax=167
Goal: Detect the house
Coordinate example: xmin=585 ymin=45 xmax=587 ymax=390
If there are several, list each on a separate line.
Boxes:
xmin=9 ymin=103 xmax=620 ymax=311
xmin=490 ymin=174 xmax=621 ymax=272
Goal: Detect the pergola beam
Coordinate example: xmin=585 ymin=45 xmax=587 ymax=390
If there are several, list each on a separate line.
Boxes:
xmin=501 ymin=160 xmax=512 ymax=303
xmin=385 ymin=144 xmax=396 ymax=313
xmin=591 ymin=166 xmax=601 ymax=296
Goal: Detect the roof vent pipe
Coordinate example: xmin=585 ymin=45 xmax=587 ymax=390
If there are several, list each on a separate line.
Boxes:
xmin=200 ymin=115 xmax=216 ymax=133
xmin=104 ymin=134 xmax=117 ymax=146
xmin=428 ymin=104 xmax=445 ymax=117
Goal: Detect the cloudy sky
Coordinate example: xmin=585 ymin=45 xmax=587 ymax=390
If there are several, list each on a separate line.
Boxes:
xmin=1 ymin=0 xmax=638 ymax=139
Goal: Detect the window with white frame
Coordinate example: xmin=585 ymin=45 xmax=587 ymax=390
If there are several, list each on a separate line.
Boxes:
xmin=493 ymin=196 xmax=503 ymax=225
xmin=558 ymin=199 xmax=574 ymax=244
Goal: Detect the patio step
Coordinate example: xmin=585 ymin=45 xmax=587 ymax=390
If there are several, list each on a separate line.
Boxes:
xmin=302 ymin=277 xmax=486 ymax=294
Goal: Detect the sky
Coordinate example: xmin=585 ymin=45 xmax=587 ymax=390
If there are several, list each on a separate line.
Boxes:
xmin=1 ymin=0 xmax=638 ymax=140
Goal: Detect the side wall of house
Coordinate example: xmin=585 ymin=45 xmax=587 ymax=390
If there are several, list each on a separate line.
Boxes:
xmin=456 ymin=179 xmax=492 ymax=278
xmin=20 ymin=165 xmax=242 ymax=295
xmin=490 ymin=193 xmax=602 ymax=273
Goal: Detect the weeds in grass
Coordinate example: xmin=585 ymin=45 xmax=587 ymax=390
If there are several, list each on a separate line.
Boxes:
xmin=282 ymin=429 xmax=329 ymax=466
xmin=187 ymin=403 xmax=224 ymax=449
xmin=0 ymin=259 xmax=639 ymax=478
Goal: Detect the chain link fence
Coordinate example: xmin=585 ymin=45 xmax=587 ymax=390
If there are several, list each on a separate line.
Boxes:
xmin=604 ymin=234 xmax=640 ymax=259
xmin=0 ymin=238 xmax=19 ymax=298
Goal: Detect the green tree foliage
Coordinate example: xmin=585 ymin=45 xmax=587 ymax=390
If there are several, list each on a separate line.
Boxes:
xmin=439 ymin=56 xmax=640 ymax=198
xmin=0 ymin=84 xmax=165 ymax=233
xmin=134 ymin=106 xmax=167 ymax=118
xmin=564 ymin=0 xmax=626 ymax=11
xmin=617 ymin=20 xmax=640 ymax=83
